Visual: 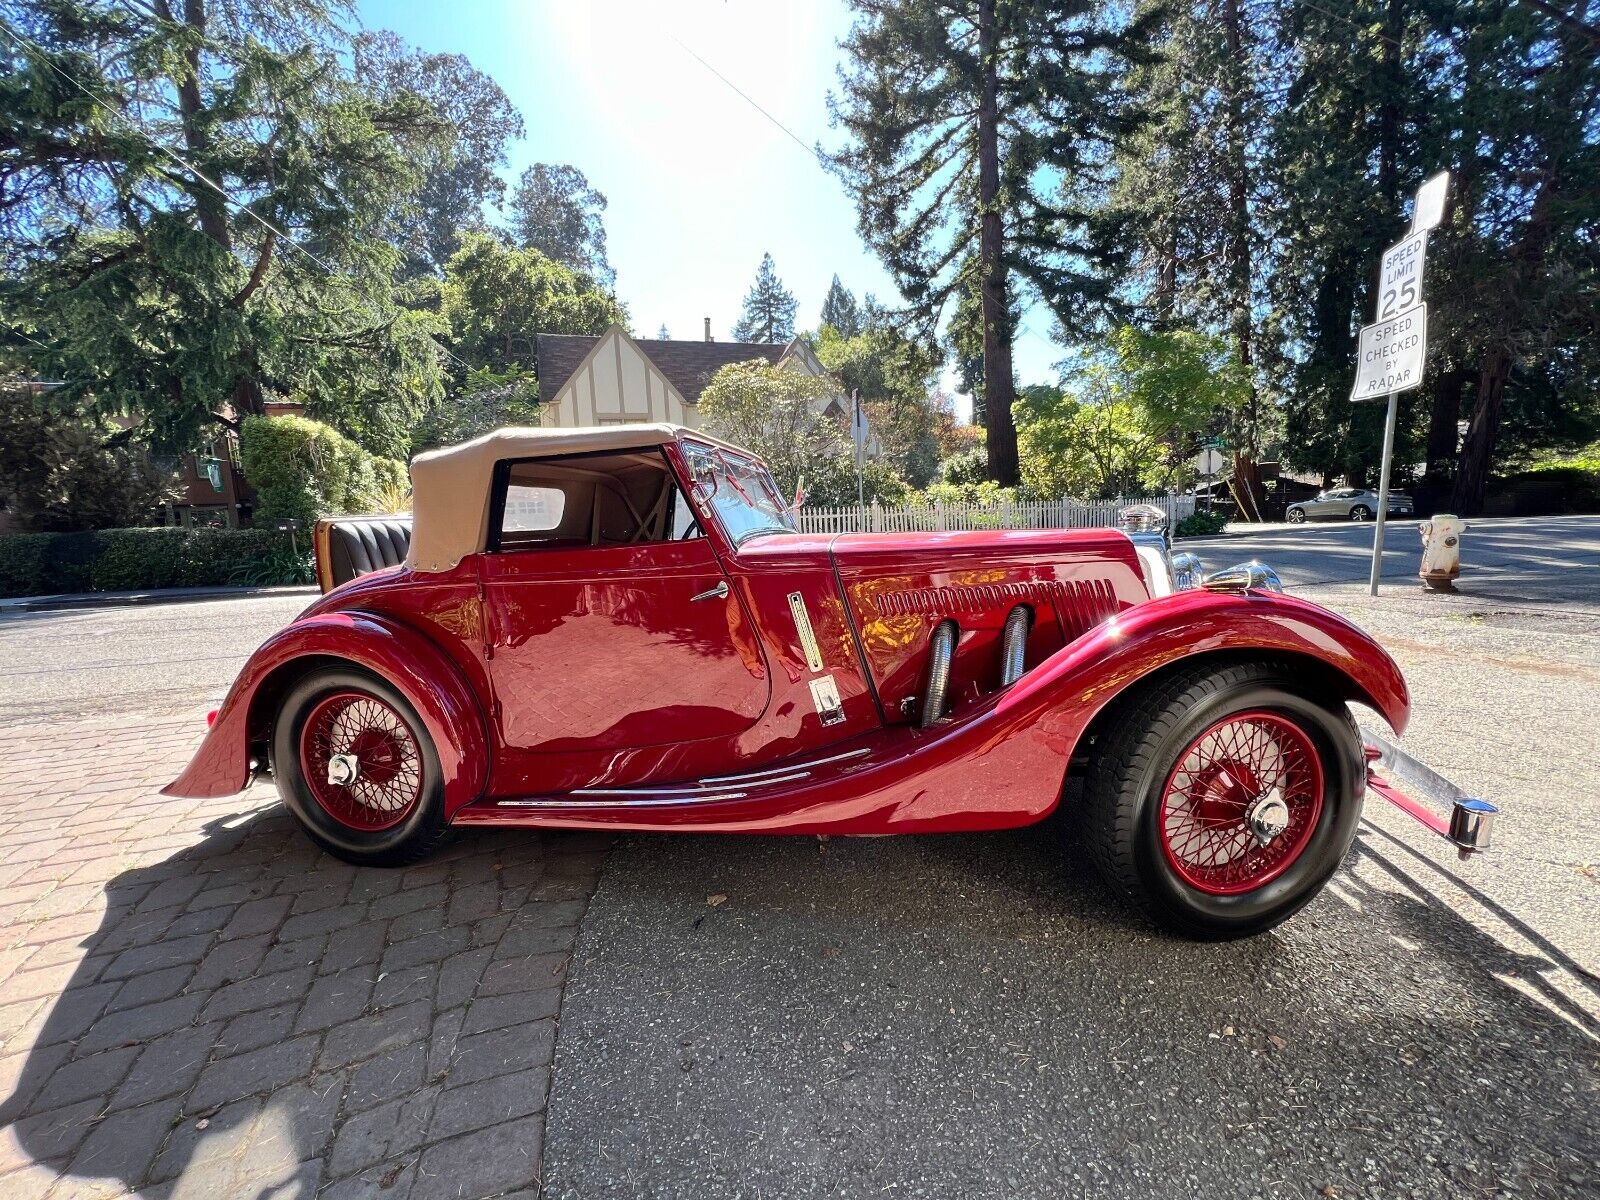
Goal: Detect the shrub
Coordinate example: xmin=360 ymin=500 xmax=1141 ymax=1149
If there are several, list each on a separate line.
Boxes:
xmin=0 ymin=389 xmax=173 ymax=531
xmin=938 ymin=447 xmax=989 ymax=488
xmin=239 ymin=414 xmax=406 ymax=525
xmin=0 ymin=527 xmax=303 ymax=598
xmin=1175 ymin=507 xmax=1230 ymax=538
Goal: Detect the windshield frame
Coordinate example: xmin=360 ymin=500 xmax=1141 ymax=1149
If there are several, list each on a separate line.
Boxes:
xmin=679 ymin=439 xmax=798 ymax=547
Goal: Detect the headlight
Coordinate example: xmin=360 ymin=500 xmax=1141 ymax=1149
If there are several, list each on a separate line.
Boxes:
xmin=1120 ymin=505 xmax=1206 ymax=594
xmin=1201 ymin=561 xmax=1284 ymax=593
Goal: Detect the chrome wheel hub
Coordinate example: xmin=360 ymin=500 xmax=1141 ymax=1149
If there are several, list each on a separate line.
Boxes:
xmin=1246 ymin=789 xmax=1291 ymax=846
xmin=326 ymin=752 xmax=361 ymax=788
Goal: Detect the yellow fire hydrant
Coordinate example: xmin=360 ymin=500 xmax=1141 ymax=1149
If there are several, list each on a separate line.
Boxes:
xmin=1418 ymin=514 xmax=1467 ymax=592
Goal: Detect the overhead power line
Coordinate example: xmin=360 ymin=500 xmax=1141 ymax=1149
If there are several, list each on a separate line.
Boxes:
xmin=664 ymin=31 xmax=833 ymax=169
xmin=0 ymin=18 xmax=475 ymax=375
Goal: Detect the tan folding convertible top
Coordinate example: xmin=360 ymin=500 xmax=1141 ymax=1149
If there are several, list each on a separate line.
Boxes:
xmin=405 ymin=423 xmax=748 ymax=572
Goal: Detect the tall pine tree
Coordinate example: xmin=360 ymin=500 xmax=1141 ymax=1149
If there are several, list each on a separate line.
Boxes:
xmin=733 ymin=253 xmax=798 ymax=343
xmin=820 ymin=275 xmax=862 ymax=335
xmin=831 ymin=0 xmax=1152 ymax=486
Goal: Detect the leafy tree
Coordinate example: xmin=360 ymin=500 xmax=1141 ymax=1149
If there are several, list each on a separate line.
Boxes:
xmin=507 ymin=164 xmax=615 ymax=288
xmin=814 ymin=323 xmax=944 ymax=486
xmin=733 ymin=253 xmax=798 ymax=343
xmin=440 ymin=233 xmax=626 ymax=375
xmin=1016 ymin=327 xmax=1246 ymax=497
xmin=352 ymin=31 xmax=525 ymax=277
xmin=820 ymin=274 xmax=862 ymax=335
xmin=1429 ymin=5 xmax=1600 ymax=512
xmin=831 ymin=0 xmax=1153 ymax=486
xmin=0 ymin=387 xmax=172 ymax=531
xmin=1101 ymin=0 xmax=1274 ymax=516
xmin=698 ymin=360 xmax=861 ymax=503
xmin=410 ymin=366 xmax=539 ymax=452
xmin=0 ymin=0 xmax=445 ymax=453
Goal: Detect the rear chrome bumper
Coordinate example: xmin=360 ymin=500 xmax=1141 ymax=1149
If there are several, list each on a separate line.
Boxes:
xmin=1362 ymin=731 xmax=1497 ymax=855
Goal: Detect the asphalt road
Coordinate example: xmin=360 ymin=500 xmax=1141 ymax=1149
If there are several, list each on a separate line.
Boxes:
xmin=1197 ymin=513 xmax=1600 ymax=611
xmin=0 ymin=594 xmax=306 ymax=722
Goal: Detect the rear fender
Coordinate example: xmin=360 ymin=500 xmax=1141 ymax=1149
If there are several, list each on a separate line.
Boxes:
xmin=162 ymin=611 xmax=489 ymax=816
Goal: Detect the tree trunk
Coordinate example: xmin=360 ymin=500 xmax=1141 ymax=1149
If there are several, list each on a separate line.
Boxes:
xmin=172 ymin=0 xmax=231 ymax=251
xmin=1219 ymin=0 xmax=1261 ymax=521
xmin=977 ymin=0 xmax=1019 ymax=487
xmin=1424 ymin=367 xmax=1466 ymax=476
xmin=1450 ymin=349 xmax=1510 ymax=515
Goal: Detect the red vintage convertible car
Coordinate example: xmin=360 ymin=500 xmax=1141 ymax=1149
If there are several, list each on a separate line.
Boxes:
xmin=169 ymin=424 xmax=1421 ymax=938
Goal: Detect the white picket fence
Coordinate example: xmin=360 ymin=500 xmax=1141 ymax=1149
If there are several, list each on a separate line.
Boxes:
xmin=797 ymin=493 xmax=1196 ymax=535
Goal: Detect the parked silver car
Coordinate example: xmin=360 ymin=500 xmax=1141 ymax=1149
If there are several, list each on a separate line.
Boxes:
xmin=1285 ymin=487 xmax=1414 ymax=523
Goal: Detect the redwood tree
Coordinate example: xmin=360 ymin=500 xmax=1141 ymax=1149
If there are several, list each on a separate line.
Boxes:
xmin=830 ymin=0 xmax=1152 ymax=486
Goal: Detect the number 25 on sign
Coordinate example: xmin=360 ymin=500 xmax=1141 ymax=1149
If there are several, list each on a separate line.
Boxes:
xmin=1376 ymin=231 xmax=1427 ymax=321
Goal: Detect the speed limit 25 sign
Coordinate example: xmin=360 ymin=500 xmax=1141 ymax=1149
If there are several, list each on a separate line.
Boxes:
xmin=1376 ymin=231 xmax=1427 ymax=321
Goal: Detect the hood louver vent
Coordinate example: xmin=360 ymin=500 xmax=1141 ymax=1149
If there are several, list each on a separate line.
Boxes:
xmin=876 ymin=579 xmax=1119 ymax=639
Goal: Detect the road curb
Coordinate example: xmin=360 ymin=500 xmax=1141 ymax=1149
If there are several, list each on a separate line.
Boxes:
xmin=0 ymin=584 xmax=318 ymax=613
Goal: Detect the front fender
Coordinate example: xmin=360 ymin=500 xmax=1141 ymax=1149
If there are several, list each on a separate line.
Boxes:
xmin=162 ymin=611 xmax=489 ymax=817
xmin=1028 ymin=587 xmax=1410 ymax=740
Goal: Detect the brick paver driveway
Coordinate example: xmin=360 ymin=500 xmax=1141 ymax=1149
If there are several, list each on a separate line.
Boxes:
xmin=0 ymin=711 xmax=605 ymax=1199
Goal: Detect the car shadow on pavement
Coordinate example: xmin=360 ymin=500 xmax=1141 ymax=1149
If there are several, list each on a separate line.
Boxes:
xmin=541 ymin=818 xmax=1600 ymax=1200
xmin=0 ymin=804 xmax=605 ymax=1200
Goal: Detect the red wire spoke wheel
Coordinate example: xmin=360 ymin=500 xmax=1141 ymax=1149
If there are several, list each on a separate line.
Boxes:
xmin=1157 ymin=710 xmax=1324 ymax=896
xmin=297 ymin=690 xmax=424 ymax=832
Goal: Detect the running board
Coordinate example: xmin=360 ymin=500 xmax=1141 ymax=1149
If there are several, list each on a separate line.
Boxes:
xmin=1362 ymin=732 xmax=1497 ymax=856
xmin=486 ymin=746 xmax=873 ymax=811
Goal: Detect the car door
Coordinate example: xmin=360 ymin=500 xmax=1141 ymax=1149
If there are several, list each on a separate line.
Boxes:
xmin=478 ymin=461 xmax=770 ymax=759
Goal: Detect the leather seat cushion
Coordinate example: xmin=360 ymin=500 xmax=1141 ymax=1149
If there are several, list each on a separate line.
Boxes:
xmin=328 ymin=518 xmax=412 ymax=586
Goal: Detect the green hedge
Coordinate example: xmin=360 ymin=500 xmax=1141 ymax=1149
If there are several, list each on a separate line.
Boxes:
xmin=1174 ymin=507 xmax=1230 ymax=538
xmin=239 ymin=414 xmax=407 ymax=527
xmin=0 ymin=527 xmax=304 ymax=598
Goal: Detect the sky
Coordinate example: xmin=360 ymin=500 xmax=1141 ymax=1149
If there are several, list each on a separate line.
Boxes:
xmin=355 ymin=0 xmax=1064 ymax=419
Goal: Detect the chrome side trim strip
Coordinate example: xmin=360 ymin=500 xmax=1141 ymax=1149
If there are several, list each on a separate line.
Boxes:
xmin=571 ymin=785 xmax=713 ymax=796
xmin=701 ymin=746 xmax=871 ymax=784
xmin=496 ymin=791 xmax=749 ymax=809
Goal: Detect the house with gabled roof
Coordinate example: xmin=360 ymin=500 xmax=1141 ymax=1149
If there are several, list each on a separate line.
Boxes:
xmin=534 ymin=321 xmax=847 ymax=431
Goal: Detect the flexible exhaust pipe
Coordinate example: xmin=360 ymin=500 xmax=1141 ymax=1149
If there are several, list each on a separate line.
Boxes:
xmin=1000 ymin=605 xmax=1032 ymax=686
xmin=920 ymin=620 xmax=957 ymax=728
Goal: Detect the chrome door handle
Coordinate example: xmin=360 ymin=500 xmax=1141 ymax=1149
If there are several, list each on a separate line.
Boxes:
xmin=691 ymin=581 xmax=730 ymax=602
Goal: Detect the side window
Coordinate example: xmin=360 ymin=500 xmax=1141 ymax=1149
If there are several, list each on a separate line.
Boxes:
xmin=493 ymin=449 xmax=700 ymax=551
xmin=502 ymin=485 xmax=564 ymax=532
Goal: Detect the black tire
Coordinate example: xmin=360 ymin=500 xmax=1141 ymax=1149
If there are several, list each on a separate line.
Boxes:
xmin=271 ymin=667 xmax=453 ymax=867
xmin=1081 ymin=660 xmax=1365 ymax=940
xmin=1350 ymin=504 xmax=1372 ymax=521
xmin=1286 ymin=508 xmax=1306 ymax=524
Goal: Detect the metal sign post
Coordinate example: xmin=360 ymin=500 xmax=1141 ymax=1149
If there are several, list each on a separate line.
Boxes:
xmin=1351 ymin=172 xmax=1448 ymax=596
xmin=850 ymin=389 xmax=868 ymax=511
xmin=1368 ymin=393 xmax=1401 ymax=594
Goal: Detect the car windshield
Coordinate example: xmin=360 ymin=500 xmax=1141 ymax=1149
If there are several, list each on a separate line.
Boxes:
xmin=682 ymin=441 xmax=797 ymax=545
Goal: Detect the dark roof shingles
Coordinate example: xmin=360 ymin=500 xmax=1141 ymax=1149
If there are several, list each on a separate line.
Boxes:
xmin=535 ymin=333 xmax=788 ymax=406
